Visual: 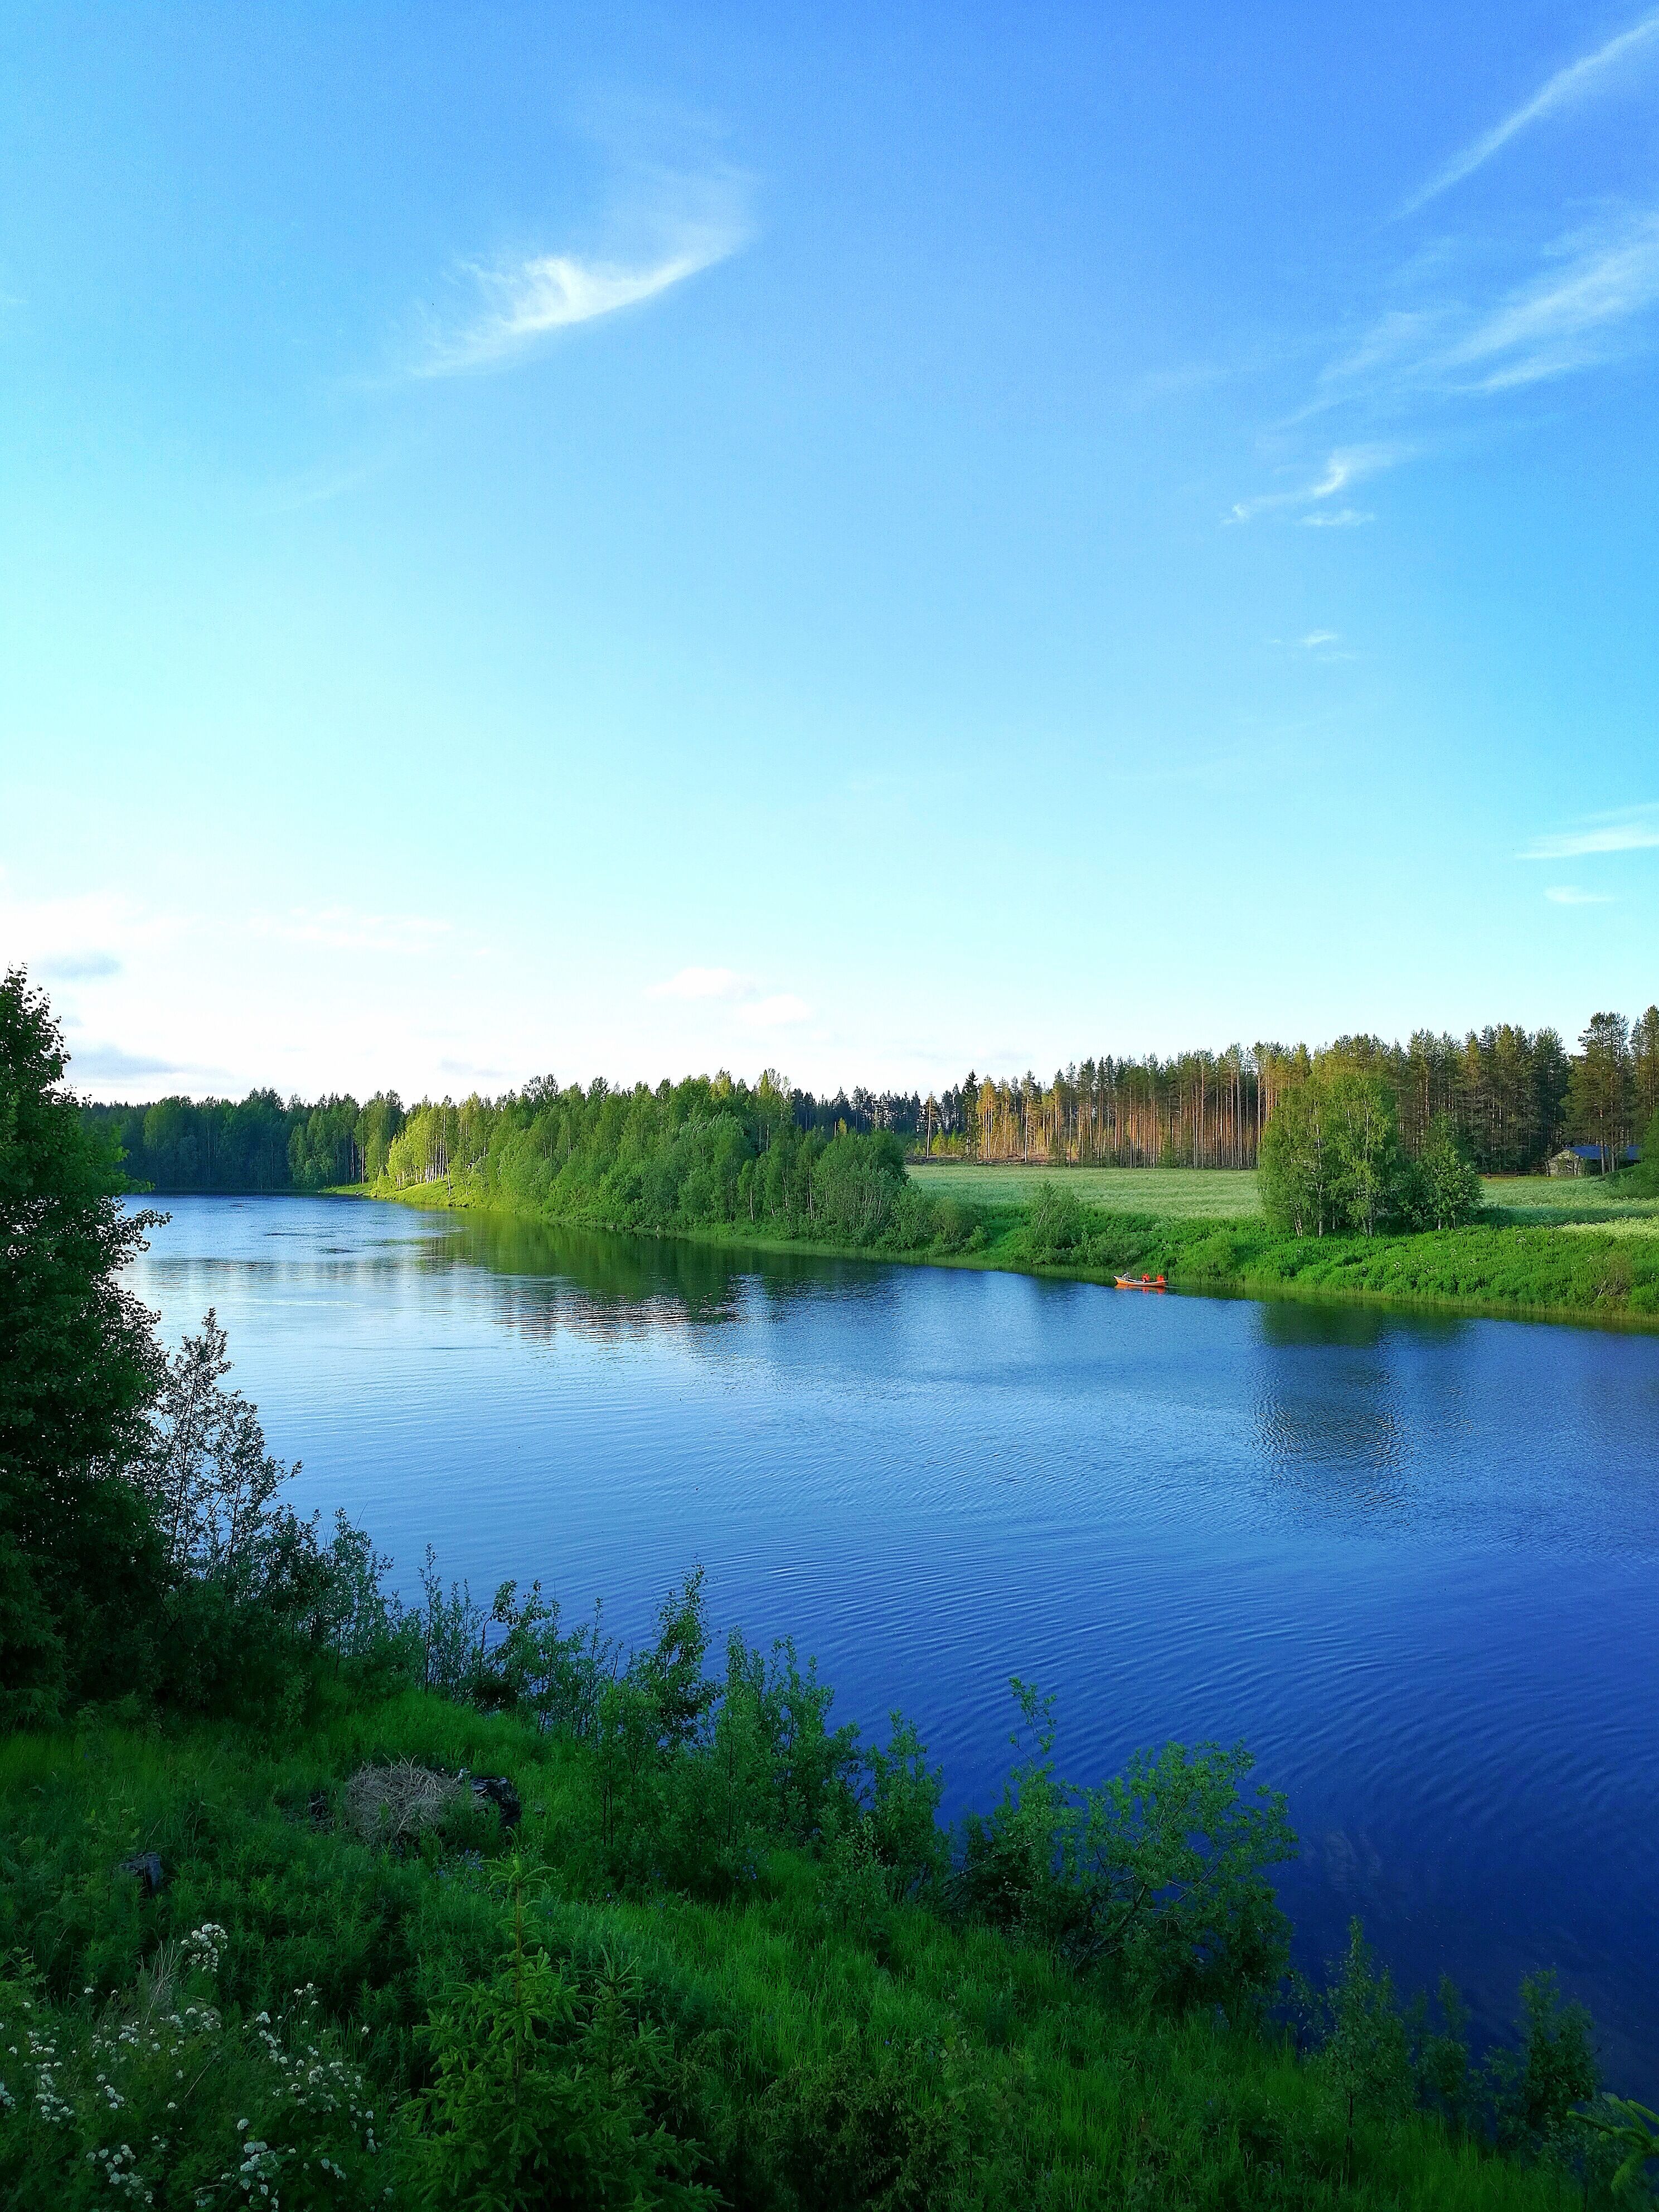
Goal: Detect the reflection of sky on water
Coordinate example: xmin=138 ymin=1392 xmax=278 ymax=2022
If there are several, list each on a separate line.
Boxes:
xmin=126 ymin=1196 xmax=1659 ymax=2089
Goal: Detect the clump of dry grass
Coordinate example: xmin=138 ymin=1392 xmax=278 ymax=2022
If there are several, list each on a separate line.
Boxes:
xmin=342 ymin=1759 xmax=462 ymax=1845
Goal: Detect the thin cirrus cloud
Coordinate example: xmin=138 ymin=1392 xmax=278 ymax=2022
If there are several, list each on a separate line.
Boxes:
xmin=1231 ymin=20 xmax=1659 ymax=520
xmin=1322 ymin=210 xmax=1659 ymax=406
xmin=1233 ymin=213 xmax=1659 ymax=515
xmin=1544 ymin=886 xmax=1615 ymax=905
xmin=1443 ymin=210 xmax=1659 ymax=390
xmin=415 ymin=207 xmax=745 ymax=378
xmin=1520 ymin=816 xmax=1659 ymax=860
xmin=1401 ymin=11 xmax=1659 ymax=215
xmin=1227 ymin=445 xmax=1397 ymax=525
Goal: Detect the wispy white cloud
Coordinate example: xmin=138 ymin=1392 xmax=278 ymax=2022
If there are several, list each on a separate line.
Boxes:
xmin=648 ymin=966 xmax=745 ymax=1002
xmin=1299 ymin=507 xmax=1373 ymax=527
xmin=250 ymin=905 xmax=453 ymax=955
xmin=1403 ymin=12 xmax=1659 ymax=215
xmin=1443 ymin=210 xmax=1659 ymax=388
xmin=1521 ymin=815 xmax=1659 ymax=859
xmin=1545 ymin=884 xmax=1616 ymax=904
xmin=1301 ymin=206 xmax=1659 ymax=422
xmin=1299 ymin=630 xmax=1340 ymax=649
xmin=415 ymin=193 xmax=745 ymax=378
xmin=1228 ymin=445 xmax=1403 ymax=524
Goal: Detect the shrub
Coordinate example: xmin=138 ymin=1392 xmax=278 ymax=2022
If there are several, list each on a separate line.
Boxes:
xmin=952 ymin=1684 xmax=1294 ymax=2015
xmin=1015 ymin=1181 xmax=1088 ymax=1263
xmin=811 ymin=1132 xmax=906 ymax=1244
xmin=1487 ymin=1970 xmax=1598 ymax=2160
xmin=405 ymin=1883 xmax=714 ymax=2212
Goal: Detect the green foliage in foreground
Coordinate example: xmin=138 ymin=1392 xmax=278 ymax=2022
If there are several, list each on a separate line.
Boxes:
xmin=0 ymin=1682 xmax=1611 ymax=2211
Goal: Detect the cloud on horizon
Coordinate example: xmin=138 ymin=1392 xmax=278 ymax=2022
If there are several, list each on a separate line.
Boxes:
xmin=68 ymin=1042 xmax=202 ymax=1083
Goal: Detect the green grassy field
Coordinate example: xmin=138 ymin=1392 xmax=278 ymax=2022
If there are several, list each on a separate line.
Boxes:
xmin=1479 ymin=1174 xmax=1659 ymax=1227
xmin=908 ymin=1161 xmax=1264 ymax=1216
xmin=911 ymin=1162 xmax=1659 ymax=1236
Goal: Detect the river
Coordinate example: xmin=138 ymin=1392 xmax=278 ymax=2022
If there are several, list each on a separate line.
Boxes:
xmin=125 ymin=1193 xmax=1659 ymax=2084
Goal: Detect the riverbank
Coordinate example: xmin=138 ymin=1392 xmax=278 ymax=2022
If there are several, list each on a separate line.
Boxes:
xmin=351 ymin=1173 xmax=1659 ymax=1331
xmin=0 ymin=1681 xmax=1595 ymax=2210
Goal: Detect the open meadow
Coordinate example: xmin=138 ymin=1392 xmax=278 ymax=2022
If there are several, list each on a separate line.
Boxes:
xmin=1481 ymin=1176 xmax=1659 ymax=1233
xmin=910 ymin=1162 xmax=1659 ymax=1237
xmin=908 ymin=1161 xmax=1264 ymax=1216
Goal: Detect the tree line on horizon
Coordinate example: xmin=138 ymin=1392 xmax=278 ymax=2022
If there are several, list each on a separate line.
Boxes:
xmin=76 ymin=1003 xmax=1659 ymax=1192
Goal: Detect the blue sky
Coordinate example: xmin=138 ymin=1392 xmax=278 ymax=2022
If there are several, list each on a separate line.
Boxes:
xmin=3 ymin=2 xmax=1657 ymax=1101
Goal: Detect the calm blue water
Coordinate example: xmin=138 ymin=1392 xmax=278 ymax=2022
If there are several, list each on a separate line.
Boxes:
xmin=125 ymin=1195 xmax=1659 ymax=2084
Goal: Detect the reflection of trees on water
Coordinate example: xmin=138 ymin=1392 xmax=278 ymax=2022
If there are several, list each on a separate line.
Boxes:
xmin=133 ymin=1205 xmax=899 ymax=1357
xmin=1246 ymin=1303 xmax=1472 ymax=1520
xmin=436 ymin=1216 xmax=896 ymax=1350
xmin=1255 ymin=1299 xmax=1472 ymax=1352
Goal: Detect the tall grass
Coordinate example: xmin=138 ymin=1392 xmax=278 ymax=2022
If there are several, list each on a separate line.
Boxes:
xmin=0 ymin=1690 xmax=1599 ymax=2209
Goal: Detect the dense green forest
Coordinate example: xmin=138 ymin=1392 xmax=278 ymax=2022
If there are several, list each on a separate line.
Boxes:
xmin=84 ymin=1088 xmax=409 ymax=1192
xmin=82 ymin=1006 xmax=1659 ymax=1192
xmin=952 ymin=1013 xmax=1656 ymax=1175
xmin=3 ymin=966 xmax=1647 ymax=2206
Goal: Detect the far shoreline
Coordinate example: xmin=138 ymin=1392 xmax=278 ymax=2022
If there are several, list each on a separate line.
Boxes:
xmin=311 ymin=1176 xmax=1659 ymax=1338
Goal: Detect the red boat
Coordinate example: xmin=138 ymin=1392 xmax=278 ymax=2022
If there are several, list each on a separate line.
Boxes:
xmin=1113 ymin=1273 xmax=1167 ymax=1291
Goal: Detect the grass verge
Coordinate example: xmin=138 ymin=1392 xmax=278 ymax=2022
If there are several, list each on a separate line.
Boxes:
xmin=0 ymin=1692 xmax=1590 ymax=2209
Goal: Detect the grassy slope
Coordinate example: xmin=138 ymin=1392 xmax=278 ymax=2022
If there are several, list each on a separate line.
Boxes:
xmin=0 ymin=1694 xmax=1573 ymax=2210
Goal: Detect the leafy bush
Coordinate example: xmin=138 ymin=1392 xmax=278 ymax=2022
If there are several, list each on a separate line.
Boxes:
xmin=1396 ymin=1116 xmax=1485 ymax=1231
xmin=811 ymin=1132 xmax=907 ymax=1244
xmin=406 ymin=1887 xmax=714 ymax=2212
xmin=1014 ymin=1181 xmax=1088 ymax=1263
xmin=951 ymin=1683 xmax=1294 ymax=2015
xmin=1487 ymin=1970 xmax=1599 ymax=2161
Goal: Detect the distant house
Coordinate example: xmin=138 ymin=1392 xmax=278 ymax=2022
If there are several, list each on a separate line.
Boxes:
xmin=1547 ymin=1143 xmax=1641 ymax=1177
